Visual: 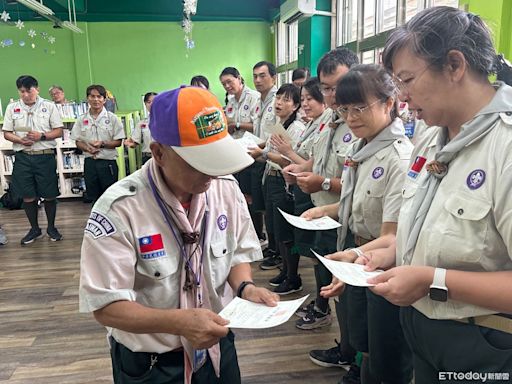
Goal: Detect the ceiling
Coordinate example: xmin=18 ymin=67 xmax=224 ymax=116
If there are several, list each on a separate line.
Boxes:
xmin=2 ymin=0 xmax=282 ymax=22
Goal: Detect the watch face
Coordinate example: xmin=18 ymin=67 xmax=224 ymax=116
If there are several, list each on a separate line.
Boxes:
xmin=429 ymin=287 xmax=448 ymax=302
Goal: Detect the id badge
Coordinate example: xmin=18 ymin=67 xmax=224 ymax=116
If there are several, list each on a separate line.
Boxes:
xmin=193 ymin=349 xmax=207 ymax=372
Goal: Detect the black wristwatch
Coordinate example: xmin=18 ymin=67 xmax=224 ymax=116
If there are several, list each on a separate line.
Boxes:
xmin=237 ymin=281 xmax=255 ymax=298
xmin=100 ymin=141 xmax=106 ymax=148
xmin=40 ymin=133 xmax=47 ymax=141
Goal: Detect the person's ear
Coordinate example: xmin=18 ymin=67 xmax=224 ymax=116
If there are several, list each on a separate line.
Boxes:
xmin=150 ymin=142 xmax=165 ymax=166
xmin=445 ymin=50 xmax=466 ymax=82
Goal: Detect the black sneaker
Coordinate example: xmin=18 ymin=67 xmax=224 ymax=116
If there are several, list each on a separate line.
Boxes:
xmin=260 ymin=255 xmax=282 ymax=270
xmin=309 ymin=340 xmax=352 ymax=369
xmin=296 ymin=305 xmax=332 ymax=330
xmin=20 ymin=228 xmax=42 ymax=245
xmin=339 ymin=363 xmax=360 ymax=384
xmin=47 ymin=227 xmax=63 ymax=242
xmin=262 ymin=248 xmax=277 ymax=260
xmin=269 ymin=269 xmax=287 ymax=287
xmin=274 ymin=276 xmax=303 ymax=295
xmin=295 ymin=300 xmax=315 ymax=318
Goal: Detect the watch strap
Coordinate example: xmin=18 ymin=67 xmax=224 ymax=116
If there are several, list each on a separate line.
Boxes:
xmin=432 ymin=267 xmax=447 ymax=288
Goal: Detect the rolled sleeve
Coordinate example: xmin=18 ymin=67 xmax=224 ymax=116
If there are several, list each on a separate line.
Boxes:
xmin=113 ymin=115 xmax=126 ymax=140
xmin=49 ymin=104 xmax=63 ymax=128
xmin=382 ymin=157 xmax=409 ymax=223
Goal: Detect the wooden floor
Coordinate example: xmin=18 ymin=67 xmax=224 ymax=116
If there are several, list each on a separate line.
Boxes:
xmin=0 ymin=201 xmax=345 ymax=383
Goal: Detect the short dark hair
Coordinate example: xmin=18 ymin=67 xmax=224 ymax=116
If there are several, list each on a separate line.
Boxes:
xmin=220 ymin=67 xmax=241 ymax=79
xmin=253 ymin=61 xmax=276 ymax=77
xmin=86 ymin=84 xmax=107 ymax=98
xmin=16 ymin=75 xmax=38 ymax=90
xmin=302 ymin=77 xmax=324 ymax=104
xmin=190 ymin=75 xmax=210 ymax=89
xmin=317 ymin=48 xmax=359 ymax=77
xmin=382 ymin=6 xmax=497 ymax=78
xmin=292 ymin=67 xmax=310 ymax=82
xmin=143 ymin=92 xmax=157 ymax=103
xmin=336 ymin=64 xmax=397 ymax=118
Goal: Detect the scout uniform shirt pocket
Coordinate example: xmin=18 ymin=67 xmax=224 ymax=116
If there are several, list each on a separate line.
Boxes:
xmin=136 ymin=233 xmax=179 ymax=281
xmin=209 ymin=229 xmax=235 ymax=290
xmin=435 ymin=193 xmax=491 ymax=267
xmin=361 ymin=172 xmax=386 ymax=235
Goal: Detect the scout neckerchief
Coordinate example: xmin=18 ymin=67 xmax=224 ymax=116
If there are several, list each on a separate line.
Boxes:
xmin=87 ymin=107 xmax=108 ymax=141
xmin=313 ymin=109 xmax=345 ymax=176
xmin=402 ymin=82 xmax=512 ymax=265
xmin=19 ymin=96 xmax=43 ymax=132
xmin=294 ymin=108 xmax=331 ymax=151
xmin=337 ymin=118 xmax=406 ymax=251
xmin=147 ymin=160 xmax=221 ymax=384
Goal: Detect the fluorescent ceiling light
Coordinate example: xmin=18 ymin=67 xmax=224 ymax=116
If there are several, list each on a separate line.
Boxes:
xmin=16 ymin=0 xmax=54 ymax=16
xmin=62 ymin=20 xmax=83 ymax=33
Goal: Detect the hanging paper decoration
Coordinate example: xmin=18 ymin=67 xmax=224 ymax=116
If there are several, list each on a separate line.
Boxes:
xmin=48 ymin=36 xmax=55 ymax=44
xmin=19 ymin=40 xmax=25 ymax=47
xmin=182 ymin=0 xmax=197 ymax=52
xmin=1 ymin=38 xmax=13 ymax=47
xmin=1 ymin=10 xmax=11 ymax=22
xmin=15 ymin=19 xmax=24 ymax=29
xmin=28 ymin=29 xmax=36 ymax=38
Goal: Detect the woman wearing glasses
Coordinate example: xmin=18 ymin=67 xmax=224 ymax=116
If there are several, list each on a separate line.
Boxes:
xmin=348 ymin=6 xmax=512 ymax=383
xmin=305 ymin=64 xmax=414 ymax=383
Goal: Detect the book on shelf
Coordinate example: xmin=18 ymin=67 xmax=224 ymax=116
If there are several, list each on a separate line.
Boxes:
xmin=3 ymin=154 xmax=15 ymax=173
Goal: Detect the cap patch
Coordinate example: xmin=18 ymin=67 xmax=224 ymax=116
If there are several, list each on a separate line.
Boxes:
xmin=193 ymin=107 xmax=226 ymax=139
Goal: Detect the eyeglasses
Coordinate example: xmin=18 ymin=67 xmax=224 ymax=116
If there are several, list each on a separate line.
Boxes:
xmin=392 ymin=65 xmax=430 ymax=95
xmin=336 ymin=99 xmax=383 ymax=119
xmin=320 ymin=85 xmax=337 ymax=96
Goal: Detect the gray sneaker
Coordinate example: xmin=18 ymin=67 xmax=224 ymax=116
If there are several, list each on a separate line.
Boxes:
xmin=0 ymin=227 xmax=7 ymax=245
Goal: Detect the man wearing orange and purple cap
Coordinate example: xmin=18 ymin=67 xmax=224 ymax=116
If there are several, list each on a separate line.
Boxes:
xmin=79 ymin=86 xmax=279 ymax=384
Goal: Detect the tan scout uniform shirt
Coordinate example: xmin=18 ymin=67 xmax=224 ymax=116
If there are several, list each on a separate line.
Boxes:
xmin=310 ymin=120 xmax=356 ymax=206
xmin=131 ymin=117 xmax=152 ymax=153
xmin=254 ymin=86 xmax=277 ymax=140
xmin=2 ymin=97 xmax=63 ymax=152
xmin=348 ymin=137 xmax=413 ymax=240
xmin=225 ymin=85 xmax=260 ymax=139
xmin=79 ymin=160 xmax=262 ymax=353
xmin=397 ymin=113 xmax=512 ymax=320
xmin=71 ymin=108 xmax=125 ymax=160
xmin=295 ymin=108 xmax=333 ymax=160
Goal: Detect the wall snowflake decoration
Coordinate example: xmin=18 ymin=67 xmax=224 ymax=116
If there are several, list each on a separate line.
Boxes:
xmin=15 ymin=19 xmax=24 ymax=29
xmin=182 ymin=0 xmax=197 ymax=52
xmin=28 ymin=29 xmax=36 ymax=38
xmin=1 ymin=10 xmax=11 ymax=22
xmin=48 ymin=36 xmax=55 ymax=44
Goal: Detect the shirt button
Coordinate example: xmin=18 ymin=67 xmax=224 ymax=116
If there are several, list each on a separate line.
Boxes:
xmin=457 ymin=208 xmax=464 ymax=215
xmin=223 ymin=249 xmax=227 ymax=254
xmin=129 ymin=185 xmax=136 ymax=192
xmin=154 ymin=271 xmax=161 ymax=277
xmin=397 ymin=140 xmax=402 ymax=143
xmin=367 ymin=190 xmax=371 ymax=195
xmin=506 ymin=112 xmax=512 ymax=116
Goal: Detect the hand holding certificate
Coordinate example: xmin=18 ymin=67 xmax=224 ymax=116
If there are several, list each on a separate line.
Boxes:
xmin=219 ymin=295 xmax=309 ymax=329
xmin=235 ymin=131 xmax=265 ymax=151
xmin=278 ymin=208 xmax=341 ymax=230
xmin=312 ymin=250 xmax=383 ymax=287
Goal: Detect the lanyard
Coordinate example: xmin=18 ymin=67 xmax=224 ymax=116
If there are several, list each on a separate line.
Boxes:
xmin=147 ymin=168 xmax=208 ymax=306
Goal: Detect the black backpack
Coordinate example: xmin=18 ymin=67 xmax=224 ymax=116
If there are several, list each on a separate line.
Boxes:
xmin=0 ymin=186 xmax=23 ymax=210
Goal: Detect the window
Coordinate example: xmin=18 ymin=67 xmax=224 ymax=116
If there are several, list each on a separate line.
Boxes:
xmin=276 ymin=17 xmax=299 ymax=85
xmin=362 ymin=49 xmax=376 ymax=64
xmin=380 ymin=0 xmax=397 ymax=32
xmin=405 ymin=0 xmax=424 ymax=22
xmin=363 ymin=0 xmax=376 ymax=38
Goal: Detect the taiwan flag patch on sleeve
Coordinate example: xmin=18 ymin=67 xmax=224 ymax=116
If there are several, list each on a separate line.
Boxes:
xmin=138 ymin=234 xmax=166 ymax=259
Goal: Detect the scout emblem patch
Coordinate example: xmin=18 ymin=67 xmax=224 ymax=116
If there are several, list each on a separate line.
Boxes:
xmin=217 ymin=214 xmax=228 ymax=230
xmin=85 ymin=211 xmax=116 ymax=239
xmin=41 ymin=107 xmax=47 ymax=113
xmin=193 ymin=107 xmax=225 ymax=139
xmin=139 ymin=234 xmax=166 ymax=259
xmin=466 ymin=169 xmax=485 ymax=190
xmin=408 ymin=156 xmax=427 ymax=179
xmin=372 ymin=167 xmax=384 ymax=179
xmin=343 ymin=133 xmax=352 ymax=142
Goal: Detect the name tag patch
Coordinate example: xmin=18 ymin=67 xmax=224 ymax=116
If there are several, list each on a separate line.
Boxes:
xmin=139 ymin=234 xmax=166 ymax=259
xmin=85 ymin=211 xmax=117 ymax=239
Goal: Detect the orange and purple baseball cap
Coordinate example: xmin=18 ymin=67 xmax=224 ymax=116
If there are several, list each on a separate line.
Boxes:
xmin=149 ymin=86 xmax=254 ymax=176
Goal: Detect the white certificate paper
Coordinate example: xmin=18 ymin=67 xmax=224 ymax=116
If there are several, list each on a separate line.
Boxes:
xmin=219 ymin=295 xmax=309 ymax=329
xmin=312 ymin=250 xmax=383 ymax=287
xmin=278 ymin=208 xmax=341 ymax=230
xmin=235 ymin=131 xmax=265 ymax=150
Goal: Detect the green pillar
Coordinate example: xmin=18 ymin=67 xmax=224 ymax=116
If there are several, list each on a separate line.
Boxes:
xmin=298 ymin=0 xmax=332 ymax=75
